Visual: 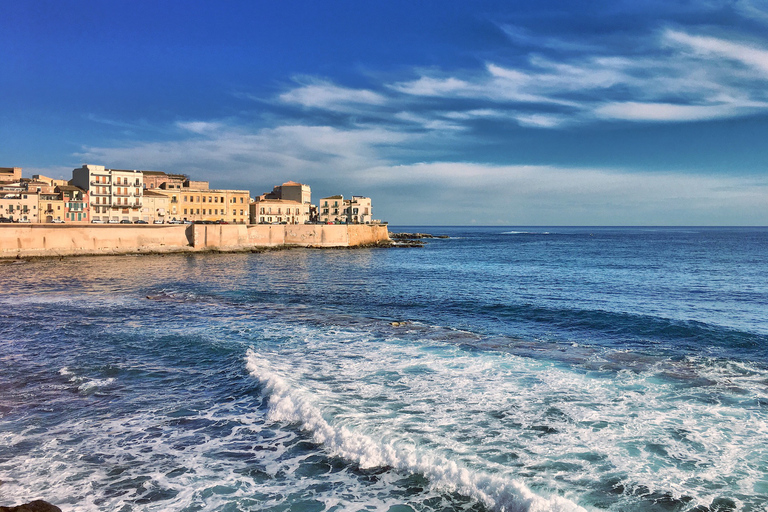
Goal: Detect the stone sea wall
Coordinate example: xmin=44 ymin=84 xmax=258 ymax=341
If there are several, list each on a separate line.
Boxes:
xmin=0 ymin=223 xmax=390 ymax=259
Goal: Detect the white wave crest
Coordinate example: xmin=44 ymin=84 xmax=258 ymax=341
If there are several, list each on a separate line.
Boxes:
xmin=61 ymin=367 xmax=115 ymax=393
xmin=245 ymin=349 xmax=586 ymax=512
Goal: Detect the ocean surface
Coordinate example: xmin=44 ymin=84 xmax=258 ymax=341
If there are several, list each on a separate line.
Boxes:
xmin=1 ymin=226 xmax=767 ymax=512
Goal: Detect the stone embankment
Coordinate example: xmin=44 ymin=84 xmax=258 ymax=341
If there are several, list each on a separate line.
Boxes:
xmin=0 ymin=223 xmax=389 ymax=259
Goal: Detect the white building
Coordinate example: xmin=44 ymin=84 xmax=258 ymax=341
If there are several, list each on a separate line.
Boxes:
xmin=317 ymin=195 xmax=372 ymax=224
xmin=71 ymin=165 xmax=144 ymax=222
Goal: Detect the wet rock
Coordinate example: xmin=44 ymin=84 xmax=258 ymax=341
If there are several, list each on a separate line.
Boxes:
xmin=0 ymin=500 xmax=62 ymax=512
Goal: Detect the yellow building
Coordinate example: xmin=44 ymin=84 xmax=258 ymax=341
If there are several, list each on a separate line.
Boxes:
xmin=39 ymin=193 xmax=67 ymax=223
xmin=155 ymin=181 xmax=250 ymax=223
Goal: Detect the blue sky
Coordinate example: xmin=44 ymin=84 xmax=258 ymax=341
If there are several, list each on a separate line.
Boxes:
xmin=2 ymin=0 xmax=768 ymax=225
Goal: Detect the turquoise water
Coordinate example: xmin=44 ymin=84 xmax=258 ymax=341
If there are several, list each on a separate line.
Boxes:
xmin=1 ymin=227 xmax=767 ymax=511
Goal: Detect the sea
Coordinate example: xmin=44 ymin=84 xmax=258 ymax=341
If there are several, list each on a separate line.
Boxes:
xmin=1 ymin=226 xmax=767 ymax=512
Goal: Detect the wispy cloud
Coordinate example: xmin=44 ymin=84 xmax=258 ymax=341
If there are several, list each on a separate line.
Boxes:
xmin=381 ymin=28 xmax=768 ymax=126
xmin=279 ymin=79 xmax=387 ymax=110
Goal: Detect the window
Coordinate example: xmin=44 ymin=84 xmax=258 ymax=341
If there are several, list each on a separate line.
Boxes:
xmin=202 ymin=196 xmax=206 ymax=203
xmin=240 ymin=197 xmax=244 ymax=203
xmin=184 ymin=209 xmax=187 ymax=214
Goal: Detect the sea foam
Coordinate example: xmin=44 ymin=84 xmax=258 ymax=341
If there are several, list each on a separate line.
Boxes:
xmin=246 ymin=349 xmax=586 ymax=512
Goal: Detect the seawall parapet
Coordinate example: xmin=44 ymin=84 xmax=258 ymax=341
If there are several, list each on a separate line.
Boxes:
xmin=0 ymin=224 xmax=390 ymax=259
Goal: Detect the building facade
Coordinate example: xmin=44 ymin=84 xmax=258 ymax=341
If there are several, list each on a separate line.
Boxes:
xmin=71 ymin=165 xmax=144 ymax=222
xmin=154 ymin=181 xmax=250 ymax=223
xmin=59 ymin=186 xmax=90 ymax=223
xmin=317 ymin=195 xmax=372 ymax=224
xmin=0 ymin=167 xmax=22 ymax=183
xmin=249 ymin=198 xmax=310 ymax=224
xmin=140 ymin=190 xmax=170 ymax=223
xmin=0 ymin=190 xmax=39 ymax=222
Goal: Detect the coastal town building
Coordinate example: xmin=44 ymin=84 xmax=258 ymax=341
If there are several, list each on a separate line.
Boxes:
xmin=59 ymin=186 xmax=90 ymax=223
xmin=0 ymin=190 xmax=39 ymax=222
xmin=142 ymin=171 xmax=186 ymax=190
xmin=140 ymin=190 xmax=170 ymax=223
xmin=153 ymin=179 xmax=250 ymax=223
xmin=250 ymin=180 xmax=312 ymax=224
xmin=32 ymin=175 xmax=69 ymax=188
xmin=39 ymin=192 xmax=66 ymax=223
xmin=249 ymin=198 xmax=310 ymax=224
xmin=71 ymin=165 xmax=144 ymax=223
xmin=0 ymin=167 xmax=22 ymax=183
xmin=317 ymin=195 xmax=373 ymax=224
xmin=259 ymin=181 xmax=311 ymax=204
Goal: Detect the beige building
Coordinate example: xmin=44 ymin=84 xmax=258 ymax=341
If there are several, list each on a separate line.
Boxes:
xmin=318 ymin=195 xmax=373 ymax=224
xmin=0 ymin=167 xmax=22 ymax=183
xmin=154 ymin=180 xmax=250 ymax=223
xmin=142 ymin=171 xmax=186 ymax=191
xmin=32 ymin=174 xmax=69 ymax=188
xmin=71 ymin=165 xmax=144 ymax=222
xmin=250 ymin=198 xmax=310 ymax=224
xmin=141 ymin=190 xmax=170 ymax=223
xmin=0 ymin=190 xmax=39 ymax=222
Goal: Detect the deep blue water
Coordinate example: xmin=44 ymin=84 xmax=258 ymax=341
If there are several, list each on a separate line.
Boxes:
xmin=1 ymin=226 xmax=767 ymax=511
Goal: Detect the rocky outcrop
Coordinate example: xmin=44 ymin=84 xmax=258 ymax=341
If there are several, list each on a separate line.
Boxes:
xmin=390 ymin=232 xmax=449 ymax=239
xmin=0 ymin=500 xmax=62 ymax=512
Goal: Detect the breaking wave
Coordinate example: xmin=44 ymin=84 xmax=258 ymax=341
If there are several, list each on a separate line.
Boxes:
xmin=245 ymin=349 xmax=585 ymax=512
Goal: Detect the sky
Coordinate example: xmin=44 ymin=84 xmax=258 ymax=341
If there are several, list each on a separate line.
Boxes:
xmin=2 ymin=0 xmax=768 ymax=225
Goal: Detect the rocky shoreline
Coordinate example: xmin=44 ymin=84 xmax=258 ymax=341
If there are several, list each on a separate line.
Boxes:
xmin=0 ymin=500 xmax=61 ymax=512
xmin=388 ymin=232 xmax=449 ymax=247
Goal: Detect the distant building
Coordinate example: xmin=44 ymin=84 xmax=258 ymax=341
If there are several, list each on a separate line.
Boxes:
xmin=257 ymin=181 xmax=311 ymax=204
xmin=142 ymin=171 xmax=187 ymax=190
xmin=0 ymin=190 xmax=38 ymax=222
xmin=71 ymin=165 xmax=144 ymax=223
xmin=249 ymin=198 xmax=310 ymax=224
xmin=154 ymin=179 xmax=250 ymax=224
xmin=39 ymin=192 xmax=66 ymax=223
xmin=141 ymin=190 xmax=170 ymax=223
xmin=58 ymin=185 xmax=90 ymax=223
xmin=32 ymin=175 xmax=68 ymax=188
xmin=317 ymin=195 xmax=372 ymax=224
xmin=0 ymin=167 xmax=22 ymax=183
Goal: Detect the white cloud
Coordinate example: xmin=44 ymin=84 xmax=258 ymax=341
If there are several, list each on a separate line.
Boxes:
xmin=383 ymin=28 xmax=768 ymax=126
xmin=279 ymin=81 xmax=387 ymax=110
xmin=76 ymin=122 xmax=409 ymax=188
xmin=593 ymin=101 xmax=768 ymax=121
xmin=664 ymin=29 xmax=768 ymax=75
xmin=176 ymin=121 xmax=223 ymax=134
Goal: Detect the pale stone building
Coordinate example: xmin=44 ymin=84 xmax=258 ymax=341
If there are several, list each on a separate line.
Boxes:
xmin=318 ymin=195 xmax=344 ymax=223
xmin=249 ymin=198 xmax=310 ymax=224
xmin=71 ymin=165 xmax=144 ymax=223
xmin=141 ymin=190 xmax=170 ymax=223
xmin=317 ymin=195 xmax=372 ymax=224
xmin=0 ymin=190 xmax=39 ymax=222
xmin=0 ymin=167 xmax=22 ymax=183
